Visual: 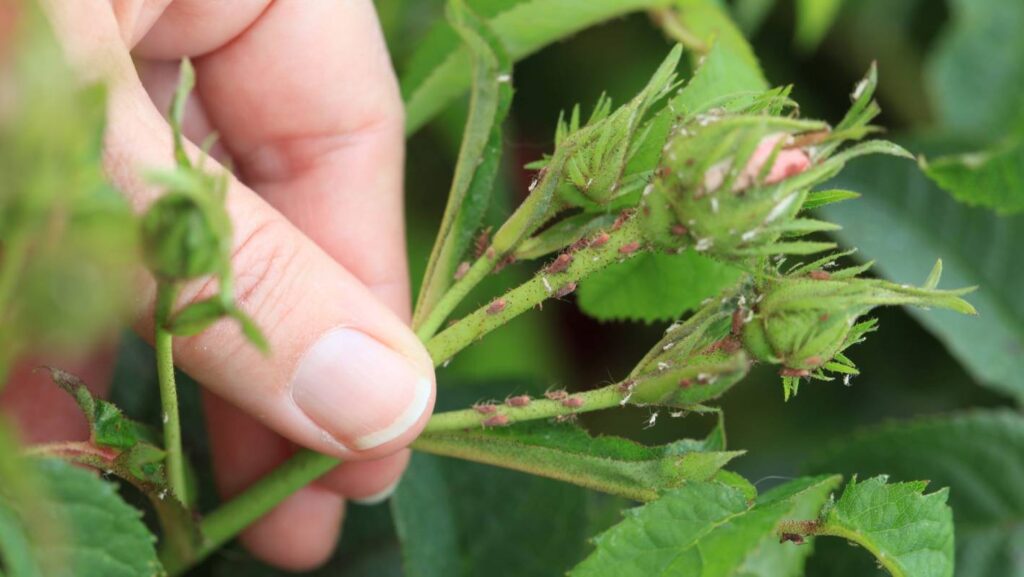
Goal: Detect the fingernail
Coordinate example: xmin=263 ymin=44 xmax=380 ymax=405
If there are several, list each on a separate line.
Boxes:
xmin=291 ymin=329 xmax=432 ymax=451
xmin=352 ymin=478 xmax=401 ymax=506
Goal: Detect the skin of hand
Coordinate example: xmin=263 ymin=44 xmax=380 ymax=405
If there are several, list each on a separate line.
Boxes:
xmin=0 ymin=0 xmax=436 ymax=570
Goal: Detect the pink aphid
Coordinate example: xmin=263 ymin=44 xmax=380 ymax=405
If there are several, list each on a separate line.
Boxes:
xmin=546 ymin=253 xmax=573 ymax=274
xmin=483 ymin=414 xmax=510 ymax=427
xmin=506 ymin=395 xmax=531 ymax=407
xmin=703 ymin=133 xmax=811 ymax=193
xmin=619 ymin=241 xmax=641 ymax=255
xmin=555 ymin=282 xmax=577 ymax=298
xmin=545 ymin=389 xmax=569 ymax=401
xmin=590 ymin=231 xmax=611 ymax=248
xmin=473 ymin=403 xmax=498 ymax=415
xmin=487 ymin=298 xmax=507 ymax=315
xmin=454 ymin=261 xmax=471 ymax=281
xmin=561 ymin=396 xmax=585 ymax=409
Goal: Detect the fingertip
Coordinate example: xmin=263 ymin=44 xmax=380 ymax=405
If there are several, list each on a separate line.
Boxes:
xmin=239 ymin=485 xmax=344 ymax=571
xmin=317 ymin=449 xmax=410 ymax=504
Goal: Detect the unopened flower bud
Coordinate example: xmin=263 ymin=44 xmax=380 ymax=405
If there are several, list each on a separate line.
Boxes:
xmin=140 ymin=192 xmax=221 ymax=280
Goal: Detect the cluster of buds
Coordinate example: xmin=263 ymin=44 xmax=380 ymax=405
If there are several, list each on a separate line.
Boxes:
xmin=641 ymin=65 xmax=907 ymax=262
xmin=527 ymin=46 xmax=682 ymax=210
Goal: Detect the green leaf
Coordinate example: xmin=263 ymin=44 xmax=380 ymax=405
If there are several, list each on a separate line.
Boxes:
xmin=805 ymin=410 xmax=1024 ymax=577
xmin=412 ymin=0 xmax=512 ymax=329
xmin=820 ymin=147 xmax=1024 ymax=400
xmin=229 ymin=307 xmax=269 ymax=354
xmin=577 ymin=250 xmax=742 ymax=323
xmin=926 ymin=0 xmax=1024 ymax=139
xmin=166 ymin=297 xmax=229 ymax=336
xmin=923 ymin=134 xmax=1024 ymax=215
xmin=794 ymin=0 xmax=844 ymax=52
xmin=401 ymin=0 xmax=672 ymax=134
xmin=569 ymin=475 xmax=841 ymax=577
xmin=0 ymin=458 xmax=163 ymax=577
xmin=44 ymin=367 xmax=152 ymax=450
xmin=391 ymin=454 xmax=461 ymax=577
xmin=514 ymin=212 xmax=618 ymax=260
xmin=412 ymin=420 xmax=742 ymax=501
xmin=818 ymin=476 xmax=954 ymax=577
xmin=803 ymin=188 xmax=860 ymax=210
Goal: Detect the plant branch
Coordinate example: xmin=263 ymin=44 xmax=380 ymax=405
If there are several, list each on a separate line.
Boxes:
xmin=154 ymin=282 xmax=187 ymax=505
xmin=426 ymin=216 xmax=645 ymax=363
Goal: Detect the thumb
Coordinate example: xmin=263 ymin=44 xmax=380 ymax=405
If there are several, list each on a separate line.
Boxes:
xmin=41 ymin=0 xmax=435 ymax=459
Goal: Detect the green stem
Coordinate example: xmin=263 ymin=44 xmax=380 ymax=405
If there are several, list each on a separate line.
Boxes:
xmin=0 ymin=232 xmax=32 ymax=385
xmin=426 ymin=217 xmax=645 ymax=363
xmin=155 ymin=282 xmax=187 ymax=505
xmin=171 ymin=382 xmax=629 ymax=575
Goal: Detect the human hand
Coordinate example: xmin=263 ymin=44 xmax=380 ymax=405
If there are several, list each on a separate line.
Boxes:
xmin=2 ymin=0 xmax=435 ymax=569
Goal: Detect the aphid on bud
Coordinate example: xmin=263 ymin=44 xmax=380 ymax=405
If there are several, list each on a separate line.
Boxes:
xmin=562 ymin=396 xmax=585 ymax=409
xmin=670 ymin=224 xmax=688 ymax=236
xmin=483 ymin=415 xmax=510 ymax=427
xmin=780 ymin=533 xmax=805 ymax=545
xmin=780 ymin=367 xmax=810 ymax=377
xmin=590 ymin=231 xmax=611 ymax=247
xmin=612 ymin=209 xmax=634 ymax=231
xmin=474 ymin=227 xmax=492 ymax=258
xmin=545 ymin=389 xmax=568 ymax=401
xmin=555 ymin=282 xmax=577 ymax=298
xmin=545 ymin=253 xmax=573 ymax=274
xmin=494 ymin=254 xmax=516 ymax=273
xmin=803 ymin=356 xmax=823 ymax=367
xmin=487 ymin=298 xmax=507 ymax=315
xmin=506 ymin=395 xmax=531 ymax=407
xmin=619 ymin=241 xmax=641 ymax=255
xmin=809 ymin=269 xmax=831 ymax=280
xmin=679 ymin=378 xmax=693 ymax=389
xmin=819 ymin=313 xmax=830 ymax=322
xmin=570 ymin=236 xmax=590 ymax=252
xmin=473 ymin=403 xmax=498 ymax=415
xmin=454 ymin=261 xmax=471 ymax=281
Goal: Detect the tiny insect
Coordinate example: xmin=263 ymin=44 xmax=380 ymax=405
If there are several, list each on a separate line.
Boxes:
xmin=474 ymin=227 xmax=492 ymax=258
xmin=619 ymin=241 xmax=641 ymax=255
xmin=545 ymin=253 xmax=573 ymax=274
xmin=819 ymin=313 xmax=830 ymax=322
xmin=612 ymin=209 xmax=634 ymax=230
xmin=483 ymin=415 xmax=510 ymax=427
xmin=487 ymin=298 xmax=507 ymax=315
xmin=555 ymin=282 xmax=577 ymax=298
xmin=506 ymin=395 xmax=531 ymax=407
xmin=679 ymin=378 xmax=693 ymax=389
xmin=494 ymin=254 xmax=516 ymax=273
xmin=473 ymin=403 xmax=497 ymax=415
xmin=803 ymin=355 xmax=823 ymax=367
xmin=808 ymin=269 xmax=831 ymax=280
xmin=562 ymin=396 xmax=585 ymax=409
xmin=780 ymin=533 xmax=805 ymax=545
xmin=732 ymin=308 xmax=746 ymax=334
xmin=590 ymin=231 xmax=611 ymax=247
xmin=780 ymin=367 xmax=810 ymax=377
xmin=670 ymin=224 xmax=688 ymax=236
xmin=544 ymin=389 xmax=568 ymax=401
xmin=454 ymin=261 xmax=471 ymax=281
xmin=570 ymin=236 xmax=591 ymax=252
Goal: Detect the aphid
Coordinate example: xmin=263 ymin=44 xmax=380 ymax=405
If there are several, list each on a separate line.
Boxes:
xmin=570 ymin=236 xmax=591 ymax=252
xmin=454 ymin=261 xmax=471 ymax=281
xmin=474 ymin=227 xmax=491 ymax=258
xmin=487 ymin=298 xmax=507 ymax=315
xmin=803 ymin=356 xmax=823 ymax=367
xmin=670 ymin=224 xmax=688 ymax=236
xmin=612 ymin=209 xmax=634 ymax=231
xmin=545 ymin=253 xmax=573 ymax=274
xmin=494 ymin=254 xmax=516 ymax=273
xmin=555 ymin=282 xmax=577 ymax=298
xmin=506 ymin=395 xmax=531 ymax=407
xmin=819 ymin=313 xmax=830 ymax=322
xmin=544 ymin=389 xmax=568 ymax=401
xmin=473 ymin=403 xmax=498 ymax=415
xmin=780 ymin=367 xmax=810 ymax=378
xmin=780 ymin=533 xmax=805 ymax=545
xmin=483 ymin=414 xmax=510 ymax=427
xmin=562 ymin=396 xmax=585 ymax=409
xmin=809 ymin=269 xmax=831 ymax=280
xmin=679 ymin=378 xmax=693 ymax=389
xmin=590 ymin=231 xmax=611 ymax=247
xmin=619 ymin=241 xmax=641 ymax=255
